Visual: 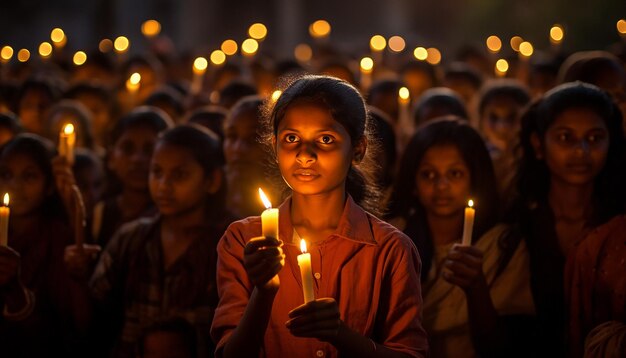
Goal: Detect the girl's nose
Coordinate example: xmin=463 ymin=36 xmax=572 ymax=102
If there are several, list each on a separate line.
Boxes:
xmin=296 ymin=143 xmax=317 ymax=165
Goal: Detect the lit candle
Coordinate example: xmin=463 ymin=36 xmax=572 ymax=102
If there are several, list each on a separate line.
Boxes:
xmin=297 ymin=239 xmax=315 ymax=303
xmin=398 ymin=86 xmax=411 ymax=124
xmin=360 ymin=57 xmax=374 ymax=93
xmin=0 ymin=193 xmax=8 ymax=246
xmin=59 ymin=123 xmax=76 ymax=165
xmin=191 ymin=57 xmax=208 ymax=95
xmin=258 ymin=188 xmax=278 ymax=240
xmin=126 ymin=72 xmax=141 ymax=106
xmin=369 ymin=35 xmax=386 ymax=65
xmin=495 ymin=59 xmax=509 ymax=78
xmin=461 ymin=200 xmax=475 ymax=246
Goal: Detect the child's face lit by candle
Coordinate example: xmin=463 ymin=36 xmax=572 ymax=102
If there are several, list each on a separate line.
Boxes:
xmin=275 ymin=104 xmax=356 ymax=197
xmin=536 ymin=108 xmax=608 ymax=186
xmin=0 ymin=154 xmax=48 ymax=216
xmin=415 ymin=144 xmax=470 ymax=218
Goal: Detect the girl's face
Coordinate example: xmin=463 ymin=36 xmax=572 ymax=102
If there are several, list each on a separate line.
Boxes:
xmin=18 ymin=88 xmax=53 ymax=136
xmin=276 ymin=104 xmax=359 ymax=198
xmin=537 ymin=107 xmax=609 ymax=187
xmin=0 ymin=153 xmax=49 ymax=216
xmin=415 ymin=144 xmax=471 ymax=218
xmin=223 ymin=109 xmax=265 ymax=176
xmin=149 ymin=143 xmax=216 ymax=217
xmin=108 ymin=126 xmax=158 ymax=191
xmin=481 ymin=95 xmax=524 ymax=145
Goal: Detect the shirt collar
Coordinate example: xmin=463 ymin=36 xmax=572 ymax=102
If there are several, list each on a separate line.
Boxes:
xmin=277 ymin=195 xmax=376 ymax=246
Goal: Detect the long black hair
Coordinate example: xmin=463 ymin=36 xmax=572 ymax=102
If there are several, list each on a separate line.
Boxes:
xmin=262 ymin=75 xmax=382 ymax=216
xmin=502 ymin=81 xmax=626 ymax=265
xmin=386 ymin=117 xmax=500 ymax=279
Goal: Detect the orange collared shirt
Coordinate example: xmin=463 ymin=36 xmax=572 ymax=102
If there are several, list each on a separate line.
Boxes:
xmin=211 ymin=196 xmax=428 ymax=357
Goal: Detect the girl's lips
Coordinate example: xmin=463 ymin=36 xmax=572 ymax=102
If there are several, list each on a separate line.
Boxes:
xmin=293 ymin=168 xmax=319 ymax=181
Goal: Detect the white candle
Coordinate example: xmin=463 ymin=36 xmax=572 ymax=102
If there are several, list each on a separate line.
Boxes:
xmin=259 ymin=188 xmax=278 ymax=240
xmin=360 ymin=57 xmax=373 ymax=93
xmin=0 ymin=193 xmax=9 ymax=246
xmin=126 ymin=72 xmax=141 ymax=105
xmin=461 ymin=199 xmax=475 ymax=246
xmin=297 ymin=239 xmax=315 ymax=303
xmin=59 ymin=123 xmax=76 ymax=165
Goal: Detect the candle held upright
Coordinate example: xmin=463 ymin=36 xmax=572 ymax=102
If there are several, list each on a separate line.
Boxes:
xmin=461 ymin=199 xmax=475 ymax=246
xmin=259 ymin=188 xmax=278 ymax=240
xmin=297 ymin=239 xmax=315 ymax=303
xmin=0 ymin=193 xmax=9 ymax=246
xmin=59 ymin=123 xmax=76 ymax=165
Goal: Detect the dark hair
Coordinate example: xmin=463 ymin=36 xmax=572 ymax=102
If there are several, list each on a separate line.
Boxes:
xmin=144 ymin=86 xmax=185 ymax=119
xmin=136 ymin=317 xmax=197 ymax=358
xmin=108 ymin=106 xmax=174 ymax=146
xmin=15 ymin=76 xmax=63 ymax=109
xmin=401 ymin=60 xmax=439 ymax=87
xmin=186 ymin=105 xmax=228 ymax=141
xmin=64 ymin=82 xmax=118 ymax=121
xmin=46 ymin=99 xmax=96 ymax=150
xmin=0 ymin=112 xmax=22 ymax=134
xmin=387 ymin=117 xmax=500 ymax=279
xmin=558 ymin=51 xmax=625 ymax=86
xmin=477 ymin=79 xmax=531 ymax=117
xmin=73 ymin=148 xmax=104 ymax=177
xmin=219 ymin=80 xmax=258 ymax=109
xmin=508 ymin=81 xmax=626 ymax=219
xmin=444 ymin=62 xmax=484 ymax=90
xmin=156 ymin=124 xmax=226 ymax=218
xmin=413 ymin=87 xmax=468 ymax=126
xmin=367 ymin=106 xmax=397 ymax=189
xmin=0 ymin=134 xmax=65 ymax=218
xmin=262 ymin=75 xmax=382 ymax=216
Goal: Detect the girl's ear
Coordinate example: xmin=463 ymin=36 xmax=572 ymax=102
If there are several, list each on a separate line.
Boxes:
xmin=352 ymin=137 xmax=367 ymax=164
xmin=530 ymin=133 xmax=543 ymax=160
xmin=205 ymin=168 xmax=223 ymax=194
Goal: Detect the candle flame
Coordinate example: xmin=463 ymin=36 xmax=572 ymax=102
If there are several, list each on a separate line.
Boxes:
xmin=3 ymin=193 xmax=8 ymax=206
xmin=360 ymin=57 xmax=374 ymax=72
xmin=129 ymin=72 xmax=141 ymax=85
xmin=468 ymin=199 xmax=474 ymax=208
xmin=398 ymin=87 xmax=410 ymax=100
xmin=63 ymin=123 xmax=75 ymax=135
xmin=258 ymin=188 xmax=272 ymax=209
xmin=300 ymin=239 xmax=307 ymax=253
xmin=193 ymin=57 xmax=208 ymax=73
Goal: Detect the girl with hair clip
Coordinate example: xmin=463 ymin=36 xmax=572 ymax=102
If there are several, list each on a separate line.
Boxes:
xmin=65 ymin=124 xmax=235 ymax=357
xmin=386 ymin=117 xmax=535 ymax=358
xmin=211 ymin=75 xmax=429 ymax=358
xmin=503 ymin=81 xmax=626 ymax=357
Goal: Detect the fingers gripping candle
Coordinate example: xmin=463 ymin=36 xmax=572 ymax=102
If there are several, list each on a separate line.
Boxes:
xmin=297 ymin=239 xmax=315 ymax=303
xmin=258 ymin=188 xmax=278 ymax=240
xmin=461 ymin=199 xmax=475 ymax=246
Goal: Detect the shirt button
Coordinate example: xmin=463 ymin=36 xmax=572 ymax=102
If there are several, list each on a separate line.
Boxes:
xmin=316 ymin=350 xmax=324 ymax=357
xmin=314 ymin=272 xmax=321 ymax=279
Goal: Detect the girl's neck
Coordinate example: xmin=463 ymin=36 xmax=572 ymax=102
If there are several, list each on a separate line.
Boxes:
xmin=548 ymin=179 xmax=594 ymax=221
xmin=10 ymin=212 xmax=43 ymax=246
xmin=118 ymin=188 xmax=151 ymax=217
xmin=426 ymin=211 xmax=464 ymax=246
xmin=290 ymin=190 xmax=345 ymax=244
xmin=161 ymin=203 xmax=208 ymax=235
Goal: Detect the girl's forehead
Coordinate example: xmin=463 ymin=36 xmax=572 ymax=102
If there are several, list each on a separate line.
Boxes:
xmin=550 ymin=107 xmax=607 ymax=130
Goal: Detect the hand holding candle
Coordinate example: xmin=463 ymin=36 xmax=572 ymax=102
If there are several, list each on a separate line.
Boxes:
xmin=0 ymin=193 xmax=9 ymax=246
xmin=461 ymin=199 xmax=475 ymax=246
xmin=259 ymin=188 xmax=278 ymax=240
xmin=58 ymin=123 xmax=76 ymax=165
xmin=297 ymin=239 xmax=315 ymax=303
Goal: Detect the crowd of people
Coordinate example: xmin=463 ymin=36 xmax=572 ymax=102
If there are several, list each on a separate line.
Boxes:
xmin=0 ymin=24 xmax=625 ymax=358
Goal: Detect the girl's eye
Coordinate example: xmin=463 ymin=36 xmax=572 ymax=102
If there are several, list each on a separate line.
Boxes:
xmin=557 ymin=132 xmax=571 ymax=143
xmin=319 ymin=135 xmax=334 ymax=144
xmin=587 ymin=133 xmax=605 ymax=144
xmin=419 ymin=170 xmax=436 ymax=180
xmin=449 ymin=170 xmax=465 ymax=179
xmin=285 ymin=134 xmax=299 ymax=143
